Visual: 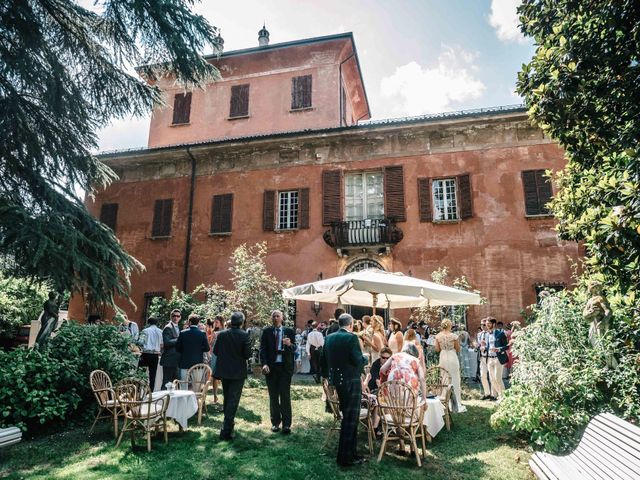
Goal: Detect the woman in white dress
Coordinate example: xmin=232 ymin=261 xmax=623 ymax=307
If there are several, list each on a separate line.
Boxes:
xmin=435 ymin=319 xmax=466 ymax=413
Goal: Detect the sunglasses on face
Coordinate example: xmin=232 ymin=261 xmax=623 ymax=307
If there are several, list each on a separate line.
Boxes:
xmin=381 ymin=356 xmax=391 ymax=360
xmin=172 ymin=314 xmax=181 ymax=318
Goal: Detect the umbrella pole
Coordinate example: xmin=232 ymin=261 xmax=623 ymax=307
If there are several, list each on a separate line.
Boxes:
xmin=371 ymin=292 xmax=378 ymax=316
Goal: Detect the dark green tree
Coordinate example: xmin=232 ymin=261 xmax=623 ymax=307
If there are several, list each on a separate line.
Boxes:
xmin=517 ymin=1 xmax=639 ymax=317
xmin=494 ymin=1 xmax=640 ymax=447
xmin=0 ymin=0 xmax=219 ymax=304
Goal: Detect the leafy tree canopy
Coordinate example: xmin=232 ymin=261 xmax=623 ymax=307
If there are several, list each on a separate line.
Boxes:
xmin=0 ymin=0 xmax=220 ymax=304
xmin=517 ymin=0 xmax=639 ymax=348
xmin=496 ymin=1 xmax=640 ymax=447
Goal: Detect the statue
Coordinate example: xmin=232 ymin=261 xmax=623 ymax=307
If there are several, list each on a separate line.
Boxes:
xmin=34 ymin=292 xmax=59 ymax=348
xmin=582 ymin=280 xmax=616 ymax=367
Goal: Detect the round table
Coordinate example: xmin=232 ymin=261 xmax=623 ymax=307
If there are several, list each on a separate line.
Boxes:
xmin=151 ymin=390 xmax=198 ymax=429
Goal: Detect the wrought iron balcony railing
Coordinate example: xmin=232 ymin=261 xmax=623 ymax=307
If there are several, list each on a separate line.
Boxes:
xmin=323 ymin=218 xmax=403 ymax=249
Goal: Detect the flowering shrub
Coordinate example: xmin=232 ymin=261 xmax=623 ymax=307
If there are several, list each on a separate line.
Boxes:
xmin=491 ymin=290 xmax=640 ymax=452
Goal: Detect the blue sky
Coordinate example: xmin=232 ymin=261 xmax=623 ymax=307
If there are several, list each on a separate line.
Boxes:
xmin=97 ymin=0 xmax=534 ymax=151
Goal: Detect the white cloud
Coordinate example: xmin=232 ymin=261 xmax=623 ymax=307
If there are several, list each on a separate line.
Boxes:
xmin=97 ymin=116 xmax=150 ymax=152
xmin=489 ymin=0 xmax=526 ymax=44
xmin=377 ymin=45 xmax=485 ymax=118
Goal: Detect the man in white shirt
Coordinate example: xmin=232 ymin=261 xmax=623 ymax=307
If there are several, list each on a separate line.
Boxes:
xmin=306 ymin=322 xmax=325 ymax=383
xmin=138 ymin=317 xmax=164 ymax=391
xmin=478 ymin=317 xmax=504 ymax=400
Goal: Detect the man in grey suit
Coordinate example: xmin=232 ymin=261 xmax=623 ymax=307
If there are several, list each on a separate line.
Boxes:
xmin=213 ymin=311 xmax=252 ymax=440
xmin=160 ymin=309 xmax=181 ymax=389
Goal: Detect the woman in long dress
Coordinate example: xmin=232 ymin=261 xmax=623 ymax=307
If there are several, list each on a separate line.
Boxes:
xmin=435 ymin=318 xmax=466 ymax=413
xmin=457 ymin=326 xmax=473 ymax=379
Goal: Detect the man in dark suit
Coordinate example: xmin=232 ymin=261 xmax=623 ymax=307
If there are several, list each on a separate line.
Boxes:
xmin=321 ymin=313 xmax=367 ymax=467
xmin=159 ymin=309 xmax=181 ymax=389
xmin=213 ymin=311 xmax=252 ymax=440
xmin=176 ymin=313 xmax=210 ymax=378
xmin=260 ymin=309 xmax=296 ymax=434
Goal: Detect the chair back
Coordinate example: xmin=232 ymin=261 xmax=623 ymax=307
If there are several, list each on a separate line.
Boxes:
xmin=115 ymin=382 xmax=166 ymax=421
xmin=89 ymin=370 xmax=114 ymax=407
xmin=115 ymin=377 xmax=149 ymax=400
xmin=424 ymin=366 xmax=452 ymax=397
xmin=377 ymin=380 xmax=419 ymax=426
xmin=322 ymin=379 xmax=342 ymax=421
xmin=181 ymin=364 xmax=211 ymax=394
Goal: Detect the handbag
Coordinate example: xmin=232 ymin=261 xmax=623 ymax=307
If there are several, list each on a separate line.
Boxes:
xmin=497 ymin=351 xmax=509 ymax=365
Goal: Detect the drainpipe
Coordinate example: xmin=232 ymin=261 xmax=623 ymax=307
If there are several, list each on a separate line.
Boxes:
xmin=339 ymin=53 xmax=355 ymax=127
xmin=183 ymin=147 xmax=197 ymax=292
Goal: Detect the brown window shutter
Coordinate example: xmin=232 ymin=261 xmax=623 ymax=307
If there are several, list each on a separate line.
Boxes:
xmin=152 ymin=199 xmax=173 ymax=237
xmin=457 ymin=174 xmax=473 ymax=219
xmin=535 ymin=170 xmax=553 ymax=214
xmin=418 ymin=178 xmax=432 ymax=222
xmin=263 ymin=190 xmax=276 ymax=231
xmin=522 ymin=170 xmax=541 ymax=215
xmin=100 ymin=203 xmax=118 ymax=232
xmin=292 ymin=75 xmax=312 ymax=109
xmin=230 ymin=84 xmax=249 ymax=117
xmin=322 ymin=170 xmax=342 ymax=225
xmin=211 ymin=194 xmax=233 ymax=234
xmin=299 ymin=188 xmax=310 ymax=229
xmin=172 ymin=92 xmax=192 ymax=124
xmin=384 ymin=165 xmax=406 ymax=222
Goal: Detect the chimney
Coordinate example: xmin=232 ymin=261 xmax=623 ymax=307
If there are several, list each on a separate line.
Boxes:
xmin=258 ymin=24 xmax=270 ymax=47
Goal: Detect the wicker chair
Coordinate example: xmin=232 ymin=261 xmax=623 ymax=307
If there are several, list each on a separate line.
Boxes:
xmin=424 ymin=366 xmax=453 ymax=431
xmin=173 ymin=363 xmax=211 ymax=425
xmin=89 ymin=370 xmax=120 ymax=437
xmin=115 ymin=383 xmax=169 ymax=452
xmin=322 ymin=379 xmax=374 ymax=454
xmin=115 ymin=377 xmax=149 ymax=397
xmin=376 ymin=380 xmax=427 ymax=467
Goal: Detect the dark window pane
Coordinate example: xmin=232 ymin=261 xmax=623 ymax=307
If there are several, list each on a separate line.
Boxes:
xmin=100 ymin=203 xmax=118 ymax=232
xmin=230 ymin=84 xmax=249 ymax=117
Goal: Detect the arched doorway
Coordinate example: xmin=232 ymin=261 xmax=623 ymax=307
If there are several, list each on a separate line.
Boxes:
xmin=344 ymin=258 xmax=389 ymax=323
xmin=344 ymin=258 xmax=384 ymax=274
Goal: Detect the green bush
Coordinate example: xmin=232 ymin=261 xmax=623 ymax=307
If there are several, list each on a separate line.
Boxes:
xmin=148 ymin=286 xmax=202 ymax=329
xmin=47 ymin=322 xmax=140 ymax=400
xmin=0 ymin=274 xmax=49 ymax=338
xmin=0 ymin=348 xmax=81 ymax=431
xmin=491 ymin=292 xmax=609 ymax=452
xmin=0 ymin=322 xmax=140 ymax=432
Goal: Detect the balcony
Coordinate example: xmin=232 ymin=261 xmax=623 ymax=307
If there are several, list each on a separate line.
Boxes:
xmin=323 ymin=218 xmax=403 ymax=256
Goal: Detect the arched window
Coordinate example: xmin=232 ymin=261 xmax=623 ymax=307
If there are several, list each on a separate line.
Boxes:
xmin=344 ymin=259 xmax=387 ymax=323
xmin=345 ymin=258 xmax=384 ymax=274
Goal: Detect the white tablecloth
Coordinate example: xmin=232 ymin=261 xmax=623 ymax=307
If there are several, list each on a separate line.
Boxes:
xmin=151 ymin=390 xmax=198 ymax=429
xmin=421 ymin=397 xmax=445 ymax=438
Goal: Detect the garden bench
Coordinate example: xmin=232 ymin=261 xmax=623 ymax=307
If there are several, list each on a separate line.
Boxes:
xmin=530 ymin=413 xmax=640 ymax=480
xmin=0 ymin=427 xmax=22 ymax=449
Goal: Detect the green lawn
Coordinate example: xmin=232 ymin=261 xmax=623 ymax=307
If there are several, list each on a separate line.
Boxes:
xmin=1 ymin=378 xmax=534 ymax=480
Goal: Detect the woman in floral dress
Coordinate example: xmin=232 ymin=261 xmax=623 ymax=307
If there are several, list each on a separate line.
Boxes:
xmin=379 ymin=343 xmax=426 ymax=399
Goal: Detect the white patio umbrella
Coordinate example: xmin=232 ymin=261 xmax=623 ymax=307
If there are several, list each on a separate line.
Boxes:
xmin=282 ymin=268 xmax=482 ymax=312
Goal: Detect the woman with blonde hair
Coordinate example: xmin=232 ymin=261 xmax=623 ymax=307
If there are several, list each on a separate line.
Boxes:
xmin=435 ymin=318 xmax=466 ymax=412
xmin=388 ymin=318 xmax=404 ymax=354
xmin=367 ymin=315 xmax=386 ymax=363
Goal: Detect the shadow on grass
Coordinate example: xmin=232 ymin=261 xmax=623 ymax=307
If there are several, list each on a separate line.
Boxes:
xmin=0 ymin=384 xmax=530 ymax=480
